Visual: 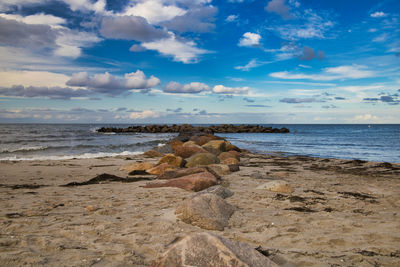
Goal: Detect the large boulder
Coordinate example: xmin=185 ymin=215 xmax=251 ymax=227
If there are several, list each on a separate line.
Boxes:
xmin=143 ymin=150 xmax=164 ymax=158
xmin=206 ymin=164 xmax=231 ymax=176
xmin=256 ymin=180 xmax=294 ymax=193
xmin=224 ymin=140 xmax=241 ymax=152
xmin=182 ymin=140 xmax=197 ymax=147
xmin=202 ymin=140 xmax=227 ymax=155
xmin=175 ymin=193 xmax=235 ymax=230
xmin=185 ymin=152 xmax=220 ymax=168
xmin=144 ymin=171 xmax=217 ymax=192
xmin=157 ymin=167 xmax=208 ymax=180
xmin=157 ymin=154 xmax=185 ymax=167
xmin=196 ymin=185 xmax=234 ymax=199
xmin=154 ymin=144 xmax=174 ymax=154
xmin=120 ymin=162 xmax=155 ymax=172
xmin=146 ymin=163 xmax=178 ymax=175
xmin=169 ymin=139 xmax=184 ymax=151
xmin=151 ymin=232 xmax=279 ymax=267
xmin=173 ymin=145 xmax=208 ymax=159
xmin=218 ymin=151 xmax=240 ymax=161
xmin=190 ymin=135 xmax=212 ymax=146
xmin=220 ymin=157 xmax=240 ymax=166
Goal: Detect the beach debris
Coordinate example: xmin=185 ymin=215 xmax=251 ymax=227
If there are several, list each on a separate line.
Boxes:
xmin=61 ymin=173 xmax=153 ymax=187
xmin=157 ymin=154 xmax=186 ymax=168
xmin=195 ymin=185 xmax=234 ymax=199
xmin=256 ymin=180 xmax=294 ymax=193
xmin=6 ymin=212 xmax=25 ymax=218
xmin=120 ymin=162 xmax=155 ymax=172
xmin=146 ymin=163 xmax=178 ymax=175
xmin=338 ymin=191 xmax=377 ymax=201
xmin=0 ymin=184 xmax=46 ymax=190
xmin=175 ymin=193 xmax=235 ymax=231
xmin=284 ymin=207 xmax=316 ymax=213
xmin=150 ymin=232 xmax=279 ymax=267
xmin=185 ymin=152 xmax=220 ymax=168
xmin=144 ymin=171 xmax=217 ymax=192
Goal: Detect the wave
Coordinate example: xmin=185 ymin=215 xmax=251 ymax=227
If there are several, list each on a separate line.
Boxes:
xmin=0 ymin=151 xmax=143 ymax=161
xmin=0 ymin=146 xmax=48 ymax=153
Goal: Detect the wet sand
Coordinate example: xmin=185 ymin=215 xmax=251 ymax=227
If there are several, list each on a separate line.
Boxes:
xmin=0 ymin=152 xmax=400 ymax=266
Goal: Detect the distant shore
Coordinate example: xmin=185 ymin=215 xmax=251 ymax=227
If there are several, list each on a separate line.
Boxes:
xmin=1 ymin=131 xmax=400 ymax=266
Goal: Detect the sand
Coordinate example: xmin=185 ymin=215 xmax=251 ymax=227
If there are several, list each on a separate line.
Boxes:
xmin=0 ymin=152 xmax=400 ymax=266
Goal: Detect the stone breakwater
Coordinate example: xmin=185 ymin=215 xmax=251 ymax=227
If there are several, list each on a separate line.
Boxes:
xmin=97 ymin=124 xmax=290 ymax=134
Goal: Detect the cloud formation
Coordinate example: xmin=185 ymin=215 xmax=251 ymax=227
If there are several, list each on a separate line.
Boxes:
xmin=66 ymin=70 xmax=160 ymax=95
xmin=265 ymin=0 xmax=294 ymax=20
xmin=238 ymin=32 xmax=261 ymax=47
xmin=0 ymin=85 xmax=89 ymax=100
xmin=163 ymin=81 xmax=210 ymax=93
xmin=370 ymin=11 xmax=387 ymax=18
xmin=213 ymin=85 xmax=249 ymax=94
xmin=280 ymin=97 xmax=322 ymax=103
xmin=235 ymin=59 xmax=270 ymax=71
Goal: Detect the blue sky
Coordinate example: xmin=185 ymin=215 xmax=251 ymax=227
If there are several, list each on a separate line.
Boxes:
xmin=0 ymin=0 xmax=399 ymax=123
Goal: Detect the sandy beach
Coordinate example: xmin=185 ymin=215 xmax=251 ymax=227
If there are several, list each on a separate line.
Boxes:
xmin=1 ymin=149 xmax=400 ymax=266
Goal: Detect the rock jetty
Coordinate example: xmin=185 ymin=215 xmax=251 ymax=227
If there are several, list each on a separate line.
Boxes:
xmin=97 ymin=124 xmax=289 ymax=133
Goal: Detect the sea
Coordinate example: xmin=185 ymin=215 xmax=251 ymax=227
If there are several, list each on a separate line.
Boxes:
xmin=0 ymin=124 xmax=399 ymax=163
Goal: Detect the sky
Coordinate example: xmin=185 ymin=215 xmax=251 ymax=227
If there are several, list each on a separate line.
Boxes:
xmin=0 ymin=0 xmax=399 ymax=124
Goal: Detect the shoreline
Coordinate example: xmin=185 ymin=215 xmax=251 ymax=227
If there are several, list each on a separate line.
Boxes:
xmin=0 ymin=134 xmax=400 ymax=266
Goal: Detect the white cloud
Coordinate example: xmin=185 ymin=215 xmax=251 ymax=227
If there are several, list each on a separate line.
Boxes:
xmin=141 ymin=32 xmax=209 ymax=63
xmin=235 ymin=59 xmax=270 ymax=71
xmin=164 ymin=81 xmax=210 ymax=93
xmin=370 ymin=11 xmax=387 ymax=18
xmin=213 ymin=85 xmax=249 ymax=94
xmin=129 ymin=110 xmax=161 ymax=119
xmin=123 ymin=0 xmax=187 ymax=24
xmin=270 ymin=65 xmax=375 ymax=81
xmin=372 ymin=33 xmax=388 ymax=42
xmin=238 ymin=32 xmax=261 ymax=47
xmin=0 ymin=71 xmax=69 ymax=87
xmin=265 ymin=0 xmax=294 ymax=20
xmin=353 ymin=114 xmax=378 ymax=121
xmin=226 ymin=14 xmax=238 ymax=22
xmin=0 ymin=13 xmax=66 ymax=27
xmin=62 ymin=0 xmax=106 ymax=14
xmin=54 ymin=29 xmax=102 ymax=58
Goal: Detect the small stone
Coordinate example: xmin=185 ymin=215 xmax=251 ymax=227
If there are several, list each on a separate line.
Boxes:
xmin=85 ymin=205 xmax=98 ymax=212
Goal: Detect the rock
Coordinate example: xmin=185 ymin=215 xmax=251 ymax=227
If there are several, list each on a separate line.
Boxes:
xmin=229 ymin=164 xmax=240 ymax=172
xmin=157 ymin=154 xmax=185 ymax=167
xmin=206 ymin=164 xmax=231 ymax=176
xmin=225 ymin=140 xmax=241 ymax=152
xmin=227 ymin=150 xmax=241 ymax=158
xmin=218 ymin=151 xmax=240 ymax=161
xmin=256 ymin=180 xmax=294 ymax=193
xmin=151 ymin=232 xmax=279 ymax=267
xmin=157 ymin=167 xmax=208 ymax=180
xmin=175 ymin=193 xmax=235 ymax=230
xmin=173 ymin=145 xmax=208 ymax=159
xmin=143 ymin=150 xmax=164 ymax=158
xmin=154 ymin=144 xmax=174 ymax=154
xmin=120 ymin=162 xmax=156 ymax=172
xmin=185 ymin=152 xmax=220 ymax=168
xmin=202 ymin=140 xmax=226 ymax=155
xmin=85 ymin=205 xmax=98 ymax=212
xmin=220 ymin=157 xmax=240 ymax=165
xmin=146 ymin=163 xmax=178 ymax=175
xmin=144 ymin=171 xmax=217 ymax=192
xmin=169 ymin=139 xmax=184 ymax=151
xmin=182 ymin=140 xmax=197 ymax=147
xmin=196 ymin=185 xmax=234 ymax=199
xmin=190 ymin=135 xmax=212 ymax=146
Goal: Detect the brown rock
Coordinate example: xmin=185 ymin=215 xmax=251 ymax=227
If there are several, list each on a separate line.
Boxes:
xmin=185 ymin=152 xmax=220 ymax=168
xmin=227 ymin=150 xmax=241 ymax=159
xmin=256 ymin=180 xmax=294 ymax=193
xmin=85 ymin=205 xmax=98 ymax=212
xmin=190 ymin=135 xmax=212 ymax=146
xmin=157 ymin=154 xmax=185 ymax=167
xmin=144 ymin=171 xmax=217 ymax=192
xmin=224 ymin=140 xmax=240 ymax=152
xmin=202 ymin=140 xmax=227 ymax=155
xmin=173 ymin=145 xmax=208 ymax=159
xmin=151 ymin=232 xmax=279 ymax=267
xmin=169 ymin=139 xmax=184 ymax=151
xmin=206 ymin=164 xmax=231 ymax=176
xmin=195 ymin=185 xmax=234 ymax=199
xmin=220 ymin=157 xmax=240 ymax=165
xmin=182 ymin=140 xmax=197 ymax=147
xmin=146 ymin=163 xmax=178 ymax=175
xmin=120 ymin=162 xmax=156 ymax=172
xmin=218 ymin=151 xmax=240 ymax=161
xmin=175 ymin=193 xmax=235 ymax=230
xmin=143 ymin=150 xmax=164 ymax=158
xmin=229 ymin=164 xmax=240 ymax=172
xmin=157 ymin=167 xmax=208 ymax=180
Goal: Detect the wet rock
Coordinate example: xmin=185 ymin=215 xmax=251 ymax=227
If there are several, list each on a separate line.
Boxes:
xmin=256 ymin=180 xmax=294 ymax=193
xmin=175 ymin=193 xmax=235 ymax=230
xmin=120 ymin=162 xmax=156 ymax=172
xmin=157 ymin=154 xmax=185 ymax=168
xmin=196 ymin=185 xmax=234 ymax=199
xmin=173 ymin=145 xmax=208 ymax=159
xmin=185 ymin=152 xmax=220 ymax=168
xmin=146 ymin=163 xmax=178 ymax=175
xmin=151 ymin=232 xmax=279 ymax=267
xmin=202 ymin=140 xmax=226 ymax=155
xmin=144 ymin=171 xmax=217 ymax=192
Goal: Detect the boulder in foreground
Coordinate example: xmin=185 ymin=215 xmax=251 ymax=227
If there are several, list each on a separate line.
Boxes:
xmin=175 ymin=193 xmax=235 ymax=230
xmin=151 ymin=232 xmax=279 ymax=267
xmin=144 ymin=171 xmax=217 ymax=192
xmin=195 ymin=185 xmax=234 ymax=199
xmin=185 ymin=152 xmax=220 ymax=168
xmin=157 ymin=154 xmax=185 ymax=167
xmin=256 ymin=180 xmax=294 ymax=193
xmin=146 ymin=163 xmax=178 ymax=175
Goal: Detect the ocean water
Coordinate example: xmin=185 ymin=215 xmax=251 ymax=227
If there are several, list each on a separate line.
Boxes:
xmin=0 ymin=124 xmax=399 ymax=163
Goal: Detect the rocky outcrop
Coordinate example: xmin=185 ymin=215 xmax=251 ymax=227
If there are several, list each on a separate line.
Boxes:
xmin=157 ymin=167 xmax=208 ymax=180
xmin=144 ymin=171 xmax=218 ymax=192
xmin=185 ymin=152 xmax=220 ymax=168
xmin=202 ymin=140 xmax=227 ymax=155
xmin=173 ymin=144 xmax=208 ymax=159
xmin=256 ymin=180 xmax=294 ymax=193
xmin=157 ymin=154 xmax=185 ymax=168
xmin=97 ymin=124 xmax=290 ymax=134
xmin=175 ymin=193 xmax=235 ymax=230
xmin=151 ymin=232 xmax=279 ymax=267
xmin=146 ymin=163 xmax=178 ymax=175
xmin=219 ymin=151 xmax=240 ymax=161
